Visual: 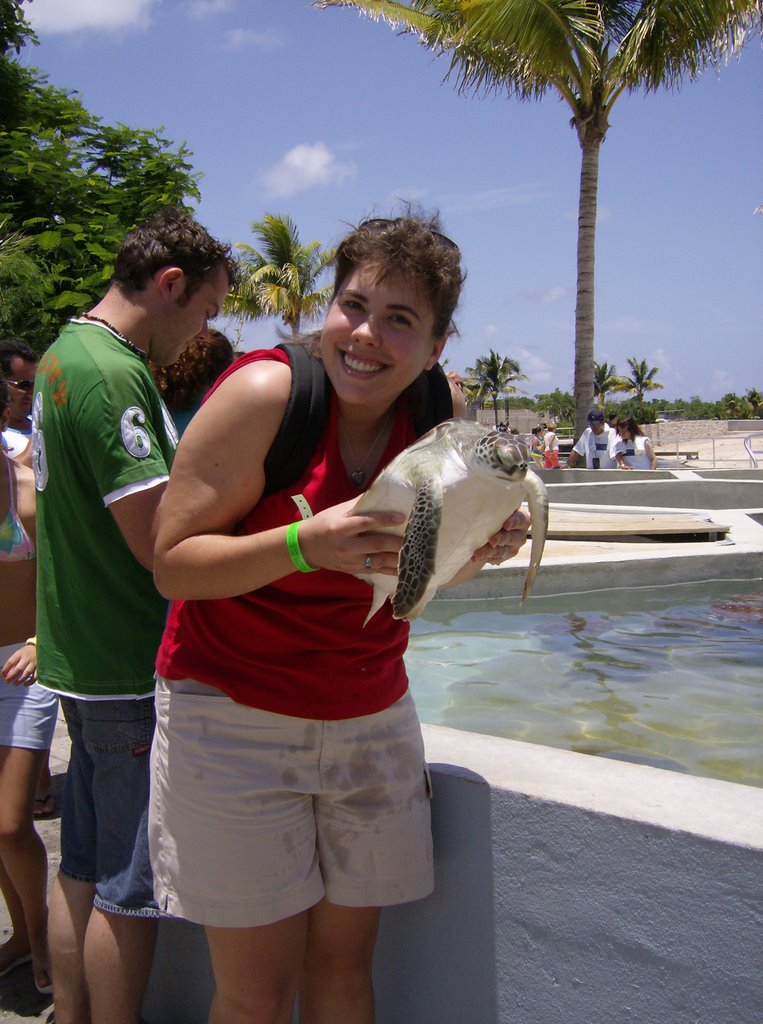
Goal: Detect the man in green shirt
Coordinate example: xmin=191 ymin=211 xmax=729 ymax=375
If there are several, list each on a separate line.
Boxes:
xmin=33 ymin=207 xmax=236 ymax=1024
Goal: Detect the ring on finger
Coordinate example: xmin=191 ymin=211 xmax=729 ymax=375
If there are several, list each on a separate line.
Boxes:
xmin=364 ymin=554 xmax=373 ymax=570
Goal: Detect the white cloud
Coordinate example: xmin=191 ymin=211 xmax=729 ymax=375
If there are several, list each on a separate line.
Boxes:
xmin=439 ymin=184 xmax=544 ymax=215
xmin=484 ymin=324 xmax=498 ymax=339
xmin=223 ymin=27 xmax=283 ymax=50
xmin=186 ymin=0 xmax=234 ymax=19
xmin=27 ymin=0 xmax=156 ymax=33
xmin=261 ymin=143 xmax=357 ymax=199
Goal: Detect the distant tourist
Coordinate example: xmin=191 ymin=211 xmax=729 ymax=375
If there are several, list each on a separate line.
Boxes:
xmin=151 ymin=327 xmax=235 ymax=437
xmin=611 ymin=416 xmax=657 ymax=470
xmin=543 ymin=420 xmax=561 ymax=468
xmin=567 ymin=410 xmax=616 ymax=469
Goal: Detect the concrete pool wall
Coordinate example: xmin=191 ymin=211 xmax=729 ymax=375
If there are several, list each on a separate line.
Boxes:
xmin=142 ymin=730 xmax=763 ymax=1024
xmin=141 ymin=479 xmax=763 ymax=1024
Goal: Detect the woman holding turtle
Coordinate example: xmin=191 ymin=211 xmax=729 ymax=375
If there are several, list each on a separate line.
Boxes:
xmin=149 ymin=213 xmax=530 ymax=1024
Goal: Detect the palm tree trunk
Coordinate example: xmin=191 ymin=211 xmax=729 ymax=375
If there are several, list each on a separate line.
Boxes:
xmin=573 ymin=135 xmax=602 ymax=437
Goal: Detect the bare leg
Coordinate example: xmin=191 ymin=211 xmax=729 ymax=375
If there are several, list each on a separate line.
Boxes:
xmin=48 ymin=872 xmax=95 ymax=1024
xmin=0 ymin=855 xmax=29 ymax=963
xmin=300 ymin=900 xmax=380 ymax=1024
xmin=84 ymin=908 xmax=157 ymax=1024
xmin=205 ymin=911 xmax=309 ymax=1024
xmin=0 ymin=745 xmax=50 ymax=979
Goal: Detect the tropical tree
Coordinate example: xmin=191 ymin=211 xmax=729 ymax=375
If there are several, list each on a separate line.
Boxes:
xmin=464 ymin=349 xmax=527 ymax=426
xmin=619 ymin=356 xmax=664 ymax=407
xmin=226 ymin=214 xmax=335 ymax=337
xmin=744 ymin=387 xmax=763 ymax=416
xmin=315 ymin=0 xmax=761 ymax=436
xmin=721 ymin=392 xmax=753 ymax=419
xmin=1 ymin=5 xmax=202 ymax=348
xmin=533 ymin=388 xmax=575 ymax=424
xmin=593 ymin=360 xmax=628 ymax=408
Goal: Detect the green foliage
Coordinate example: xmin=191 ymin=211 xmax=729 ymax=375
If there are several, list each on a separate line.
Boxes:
xmin=0 ymin=31 xmax=201 ymax=351
xmin=464 ymin=349 xmax=527 ymax=426
xmin=593 ymin=360 xmax=629 ymax=407
xmin=532 ymin=388 xmax=575 ymax=422
xmin=226 ymin=213 xmax=335 ymax=337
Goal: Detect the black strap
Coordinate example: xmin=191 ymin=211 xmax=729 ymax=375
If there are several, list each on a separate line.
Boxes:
xmin=262 ymin=343 xmax=331 ymax=496
xmin=262 ymin=343 xmax=453 ymax=495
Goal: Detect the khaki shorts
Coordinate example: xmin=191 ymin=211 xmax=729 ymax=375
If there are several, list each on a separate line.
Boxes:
xmin=149 ymin=677 xmax=433 ymax=928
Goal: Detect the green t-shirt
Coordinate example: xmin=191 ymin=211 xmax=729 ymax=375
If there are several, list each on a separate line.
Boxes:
xmin=33 ymin=320 xmax=178 ymax=697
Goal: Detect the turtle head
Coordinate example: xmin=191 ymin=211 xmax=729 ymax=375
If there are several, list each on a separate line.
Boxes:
xmin=473 ymin=432 xmax=529 ymax=481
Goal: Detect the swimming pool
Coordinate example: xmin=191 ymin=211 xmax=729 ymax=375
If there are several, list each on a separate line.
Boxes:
xmin=406 ymin=578 xmax=763 ymax=787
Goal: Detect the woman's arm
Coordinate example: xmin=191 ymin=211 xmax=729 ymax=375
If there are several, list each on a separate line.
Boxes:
xmin=153 ymin=360 xmax=403 ymax=601
xmin=645 ymin=438 xmax=657 ymax=470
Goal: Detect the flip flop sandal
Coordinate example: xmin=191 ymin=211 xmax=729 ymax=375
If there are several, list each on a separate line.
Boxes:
xmin=33 ymin=794 xmax=55 ymax=818
xmin=0 ymin=953 xmax=32 ymax=979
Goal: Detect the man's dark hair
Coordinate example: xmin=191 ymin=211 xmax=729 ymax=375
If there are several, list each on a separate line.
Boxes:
xmin=0 ymin=339 xmax=37 ymax=376
xmin=112 ymin=206 xmax=238 ymax=297
xmin=0 ymin=379 xmax=9 ymax=416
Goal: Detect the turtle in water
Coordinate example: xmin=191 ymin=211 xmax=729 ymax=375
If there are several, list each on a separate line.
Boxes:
xmin=353 ymin=419 xmax=549 ymax=623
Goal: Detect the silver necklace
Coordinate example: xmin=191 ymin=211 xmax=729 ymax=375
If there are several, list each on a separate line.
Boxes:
xmin=78 ymin=313 xmax=146 ymax=359
xmin=339 ymin=407 xmax=396 ymax=488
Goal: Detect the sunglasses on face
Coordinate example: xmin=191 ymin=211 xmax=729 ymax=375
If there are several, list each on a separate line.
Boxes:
xmin=6 ymin=379 xmax=34 ymax=392
xmin=359 ymin=218 xmax=460 ymax=253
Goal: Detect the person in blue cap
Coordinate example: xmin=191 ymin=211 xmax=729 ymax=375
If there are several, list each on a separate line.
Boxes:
xmin=567 ymin=409 xmax=617 ymax=469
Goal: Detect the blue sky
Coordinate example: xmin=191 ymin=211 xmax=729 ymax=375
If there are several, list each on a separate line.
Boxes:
xmin=21 ymin=0 xmax=763 ymax=402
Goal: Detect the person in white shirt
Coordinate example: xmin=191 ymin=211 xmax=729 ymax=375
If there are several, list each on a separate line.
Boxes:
xmin=568 ymin=409 xmax=617 ymax=469
xmin=0 ymin=341 xmax=36 ymax=459
xmin=611 ymin=416 xmax=657 ymax=470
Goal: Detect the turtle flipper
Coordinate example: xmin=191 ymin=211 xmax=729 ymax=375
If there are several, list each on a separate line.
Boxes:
xmin=393 ymin=478 xmax=443 ymax=620
xmin=520 ymin=470 xmax=549 ymax=602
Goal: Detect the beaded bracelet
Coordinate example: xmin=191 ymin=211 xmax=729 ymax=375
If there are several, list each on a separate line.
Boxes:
xmin=286 ymin=521 xmax=318 ymax=573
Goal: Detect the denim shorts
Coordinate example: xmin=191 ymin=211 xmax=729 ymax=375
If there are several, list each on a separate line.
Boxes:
xmin=59 ymin=695 xmax=160 ymax=918
xmin=0 ymin=643 xmax=59 ymax=751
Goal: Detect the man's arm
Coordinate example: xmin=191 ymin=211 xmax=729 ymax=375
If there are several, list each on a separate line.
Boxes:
xmin=109 ymin=481 xmax=167 ymax=570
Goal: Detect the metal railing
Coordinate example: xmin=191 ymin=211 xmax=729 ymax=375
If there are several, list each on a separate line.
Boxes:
xmin=743 ymin=432 xmax=763 ymax=468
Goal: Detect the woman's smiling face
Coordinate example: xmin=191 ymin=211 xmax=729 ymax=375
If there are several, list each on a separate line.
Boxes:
xmin=320 ymin=264 xmax=446 ymax=415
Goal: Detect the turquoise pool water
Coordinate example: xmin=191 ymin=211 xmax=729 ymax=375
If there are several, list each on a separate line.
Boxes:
xmin=405 ymin=578 xmax=763 ymax=787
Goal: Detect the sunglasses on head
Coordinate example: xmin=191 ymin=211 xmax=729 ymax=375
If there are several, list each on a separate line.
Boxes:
xmin=359 ymin=218 xmax=460 ymax=253
xmin=6 ymin=379 xmax=34 ymax=392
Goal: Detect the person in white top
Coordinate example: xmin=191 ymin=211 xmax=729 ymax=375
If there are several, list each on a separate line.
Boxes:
xmin=542 ymin=420 xmax=560 ymax=468
xmin=567 ymin=409 xmax=617 ymax=469
xmin=611 ymin=416 xmax=657 ymax=470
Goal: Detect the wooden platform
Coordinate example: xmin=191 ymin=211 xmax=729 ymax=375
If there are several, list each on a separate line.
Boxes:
xmin=536 ymin=506 xmax=730 ymax=540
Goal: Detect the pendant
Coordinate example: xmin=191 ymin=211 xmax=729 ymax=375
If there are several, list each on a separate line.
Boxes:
xmin=351 ymin=469 xmax=366 ymax=487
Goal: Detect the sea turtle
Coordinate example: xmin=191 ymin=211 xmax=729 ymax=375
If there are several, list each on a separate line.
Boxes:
xmin=353 ymin=419 xmax=549 ymax=623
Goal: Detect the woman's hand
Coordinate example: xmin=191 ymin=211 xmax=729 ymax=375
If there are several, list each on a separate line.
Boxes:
xmin=2 ymin=643 xmax=37 ymax=687
xmin=298 ymin=500 xmax=404 ymax=577
xmin=470 ymin=508 xmax=531 ymax=565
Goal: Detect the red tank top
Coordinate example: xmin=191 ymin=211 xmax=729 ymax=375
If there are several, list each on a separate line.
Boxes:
xmin=156 ymin=349 xmax=414 ymax=720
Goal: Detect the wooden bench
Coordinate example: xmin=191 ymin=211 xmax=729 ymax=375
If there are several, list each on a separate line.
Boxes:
xmin=532 ymin=507 xmax=730 ymax=541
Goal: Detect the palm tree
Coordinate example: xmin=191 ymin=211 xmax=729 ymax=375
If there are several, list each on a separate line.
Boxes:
xmin=315 ymin=0 xmax=760 ymax=435
xmin=593 ymin=360 xmax=628 ymax=409
xmin=619 ymin=357 xmax=664 ymax=406
xmin=744 ymin=388 xmax=763 ymax=416
xmin=464 ymin=349 xmax=527 ymax=427
xmin=226 ymin=213 xmax=335 ymax=337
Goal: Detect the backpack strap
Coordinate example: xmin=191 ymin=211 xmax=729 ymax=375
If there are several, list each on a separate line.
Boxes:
xmin=262 ymin=343 xmax=331 ymax=496
xmin=411 ymin=363 xmax=453 ymax=437
xmin=262 ymin=347 xmax=452 ymax=495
